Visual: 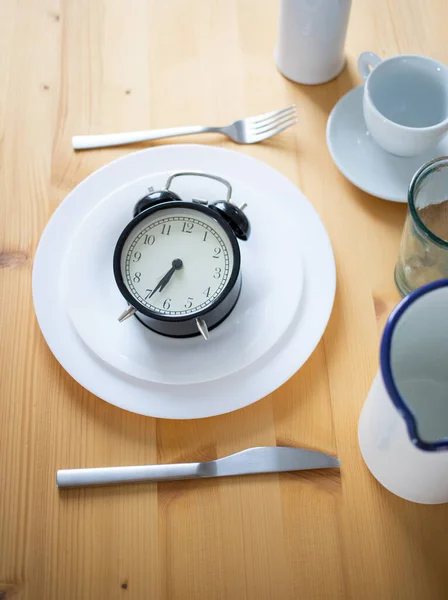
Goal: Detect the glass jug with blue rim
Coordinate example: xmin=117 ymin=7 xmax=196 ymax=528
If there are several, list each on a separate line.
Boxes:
xmin=359 ymin=279 xmax=448 ymax=504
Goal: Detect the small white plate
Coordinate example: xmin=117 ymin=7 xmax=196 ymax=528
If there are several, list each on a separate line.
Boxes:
xmin=33 ymin=145 xmax=335 ymax=419
xmin=64 ymin=172 xmax=304 ymax=385
xmin=326 ymin=85 xmax=448 ymax=203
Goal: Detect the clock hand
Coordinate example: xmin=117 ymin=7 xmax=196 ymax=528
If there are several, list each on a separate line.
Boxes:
xmin=158 ymin=258 xmax=183 ymax=292
xmin=147 ymin=268 xmax=174 ymax=299
xmin=148 ymin=259 xmax=183 ymax=298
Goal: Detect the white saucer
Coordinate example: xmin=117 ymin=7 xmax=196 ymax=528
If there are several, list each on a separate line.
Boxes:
xmin=64 ymin=172 xmax=304 ymax=385
xmin=33 ymin=145 xmax=335 ymax=419
xmin=326 ymin=85 xmax=448 ymax=203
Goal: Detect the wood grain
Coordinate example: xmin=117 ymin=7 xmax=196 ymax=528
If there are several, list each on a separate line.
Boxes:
xmin=1 ymin=1 xmax=448 ymax=599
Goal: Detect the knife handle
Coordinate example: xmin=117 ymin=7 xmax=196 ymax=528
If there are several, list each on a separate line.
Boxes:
xmin=56 ymin=463 xmax=201 ymax=488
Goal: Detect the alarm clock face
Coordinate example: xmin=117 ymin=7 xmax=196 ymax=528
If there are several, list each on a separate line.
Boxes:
xmin=114 ymin=202 xmax=240 ymax=320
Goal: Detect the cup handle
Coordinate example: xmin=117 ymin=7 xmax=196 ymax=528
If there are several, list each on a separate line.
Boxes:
xmin=358 ymin=52 xmax=382 ymax=81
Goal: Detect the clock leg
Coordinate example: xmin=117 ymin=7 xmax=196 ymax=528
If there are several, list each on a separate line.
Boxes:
xmin=195 ymin=317 xmax=209 ymax=341
xmin=118 ymin=305 xmax=137 ymax=322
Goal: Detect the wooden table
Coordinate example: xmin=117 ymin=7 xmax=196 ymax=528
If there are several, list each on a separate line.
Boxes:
xmin=1 ymin=1 xmax=447 ymax=598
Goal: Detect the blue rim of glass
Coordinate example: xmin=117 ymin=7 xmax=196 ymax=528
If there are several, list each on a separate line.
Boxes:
xmin=380 ymin=278 xmax=448 ymax=452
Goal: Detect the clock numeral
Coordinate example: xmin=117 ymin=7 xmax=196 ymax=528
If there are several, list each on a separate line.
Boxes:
xmin=203 ymin=287 xmax=211 ymax=298
xmin=133 ymin=251 xmax=141 ymax=262
xmin=202 ymin=231 xmax=208 ymax=242
xmin=163 ymin=298 xmax=171 ymax=310
xmin=133 ymin=272 xmax=141 ymax=283
xmin=213 ymin=267 xmax=222 ymax=279
xmin=213 ymin=247 xmax=221 ymax=258
xmin=185 ymin=297 xmax=194 ymax=309
xmin=145 ymin=289 xmax=153 ymax=300
xmin=182 ymin=222 xmax=194 ymax=233
xmin=161 ymin=224 xmax=171 ymax=235
xmin=144 ymin=234 xmax=155 ymax=245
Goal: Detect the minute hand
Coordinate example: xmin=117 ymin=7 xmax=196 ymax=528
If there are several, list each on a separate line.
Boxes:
xmin=148 ymin=259 xmax=183 ymax=299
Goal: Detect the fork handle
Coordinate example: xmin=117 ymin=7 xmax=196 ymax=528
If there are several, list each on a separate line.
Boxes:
xmin=72 ymin=125 xmax=221 ymax=150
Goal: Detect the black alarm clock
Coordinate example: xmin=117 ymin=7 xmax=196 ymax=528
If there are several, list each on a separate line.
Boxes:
xmin=113 ymin=172 xmax=250 ymax=339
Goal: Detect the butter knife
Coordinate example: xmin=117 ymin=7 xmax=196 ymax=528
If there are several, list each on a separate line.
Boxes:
xmin=56 ymin=447 xmax=340 ymax=488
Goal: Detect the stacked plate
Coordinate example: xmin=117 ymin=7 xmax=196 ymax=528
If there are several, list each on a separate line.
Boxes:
xmin=33 ymin=145 xmax=336 ymax=419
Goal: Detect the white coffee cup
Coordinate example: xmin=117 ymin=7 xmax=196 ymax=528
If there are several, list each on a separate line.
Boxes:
xmin=358 ymin=52 xmax=448 ymax=157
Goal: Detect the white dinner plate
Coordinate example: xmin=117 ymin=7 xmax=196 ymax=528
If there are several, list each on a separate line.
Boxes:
xmin=64 ymin=171 xmax=304 ymax=385
xmin=33 ymin=145 xmax=336 ymax=419
xmin=326 ymin=85 xmax=448 ymax=203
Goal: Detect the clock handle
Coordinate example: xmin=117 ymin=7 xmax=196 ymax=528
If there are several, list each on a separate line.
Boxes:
xmin=165 ymin=172 xmax=233 ymax=203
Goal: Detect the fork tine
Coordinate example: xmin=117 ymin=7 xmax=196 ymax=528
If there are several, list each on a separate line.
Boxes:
xmin=251 ymin=107 xmax=297 ymax=130
xmin=254 ymin=118 xmax=299 ymax=141
xmin=252 ymin=113 xmax=298 ymax=134
xmin=247 ymin=104 xmax=296 ymax=124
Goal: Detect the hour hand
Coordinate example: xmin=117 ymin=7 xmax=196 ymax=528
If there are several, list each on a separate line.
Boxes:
xmin=148 ymin=270 xmax=172 ymax=298
xmin=148 ymin=259 xmax=183 ymax=298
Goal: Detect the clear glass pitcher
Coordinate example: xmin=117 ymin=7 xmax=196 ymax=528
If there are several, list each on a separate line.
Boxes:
xmin=395 ymin=157 xmax=448 ymax=296
xmin=358 ymin=279 xmax=448 ymax=504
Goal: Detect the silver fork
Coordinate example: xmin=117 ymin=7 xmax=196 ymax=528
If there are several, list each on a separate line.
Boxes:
xmin=72 ymin=105 xmax=298 ymax=150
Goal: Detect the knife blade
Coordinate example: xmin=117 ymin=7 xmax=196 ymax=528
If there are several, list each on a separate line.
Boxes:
xmin=56 ymin=447 xmax=340 ymax=488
